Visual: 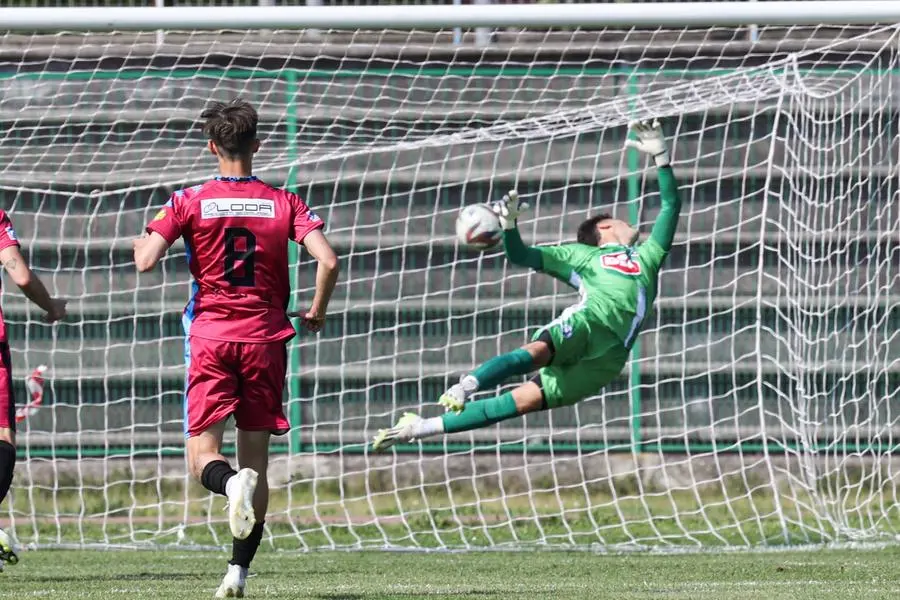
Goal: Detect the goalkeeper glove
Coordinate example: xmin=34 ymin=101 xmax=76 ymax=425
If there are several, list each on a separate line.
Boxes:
xmin=625 ymin=119 xmax=671 ymax=168
xmin=491 ymin=190 xmax=529 ymax=230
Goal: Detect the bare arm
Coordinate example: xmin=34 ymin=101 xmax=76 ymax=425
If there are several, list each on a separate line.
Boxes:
xmin=298 ymin=229 xmax=339 ymax=332
xmin=0 ymin=246 xmax=66 ymax=322
xmin=133 ymin=232 xmax=172 ymax=273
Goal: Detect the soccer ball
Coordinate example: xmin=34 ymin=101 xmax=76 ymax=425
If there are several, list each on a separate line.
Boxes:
xmin=455 ymin=204 xmax=502 ymax=250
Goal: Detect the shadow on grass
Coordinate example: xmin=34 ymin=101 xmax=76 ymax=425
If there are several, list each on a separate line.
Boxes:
xmin=27 ymin=571 xmax=200 ymax=583
xmin=315 ymin=593 xmax=518 ymax=599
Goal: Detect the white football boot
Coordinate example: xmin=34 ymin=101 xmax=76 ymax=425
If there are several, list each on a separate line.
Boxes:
xmin=214 ymin=564 xmax=247 ymax=598
xmin=372 ymin=412 xmax=423 ymax=452
xmin=226 ymin=469 xmax=258 ymax=540
xmin=0 ymin=528 xmax=18 ymax=570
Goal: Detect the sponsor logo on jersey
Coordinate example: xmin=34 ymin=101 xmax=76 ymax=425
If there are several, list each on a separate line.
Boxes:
xmin=201 ymin=198 xmax=275 ymax=219
xmin=5 ymin=226 xmax=17 ymax=241
xmin=600 ymin=251 xmax=642 ymax=275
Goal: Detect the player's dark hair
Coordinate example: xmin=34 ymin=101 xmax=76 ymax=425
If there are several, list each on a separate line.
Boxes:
xmin=201 ymin=98 xmax=258 ymax=159
xmin=576 ymin=214 xmax=613 ymax=246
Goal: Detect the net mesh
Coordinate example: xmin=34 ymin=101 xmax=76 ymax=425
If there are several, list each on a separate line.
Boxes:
xmin=0 ymin=24 xmax=898 ymax=550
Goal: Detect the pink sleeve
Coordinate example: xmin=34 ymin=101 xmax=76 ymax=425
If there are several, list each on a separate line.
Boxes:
xmin=0 ymin=211 xmax=21 ymax=252
xmin=289 ymin=193 xmax=325 ymax=243
xmin=145 ymin=195 xmax=183 ymax=244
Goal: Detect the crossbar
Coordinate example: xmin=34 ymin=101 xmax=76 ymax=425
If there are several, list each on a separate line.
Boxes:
xmin=2 ymin=2 xmax=900 ymax=31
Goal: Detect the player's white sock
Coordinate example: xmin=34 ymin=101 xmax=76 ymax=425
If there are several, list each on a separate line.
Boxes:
xmin=225 ymin=474 xmax=239 ymax=499
xmin=233 ymin=565 xmax=248 ymax=585
xmin=413 ymin=416 xmax=445 ymax=438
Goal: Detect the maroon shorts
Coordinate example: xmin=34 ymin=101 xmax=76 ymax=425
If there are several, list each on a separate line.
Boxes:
xmin=184 ymin=337 xmax=289 ymax=438
xmin=0 ymin=343 xmax=15 ymax=431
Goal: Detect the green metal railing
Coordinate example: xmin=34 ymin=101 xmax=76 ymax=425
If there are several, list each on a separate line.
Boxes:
xmin=285 ymin=68 xmax=303 ymax=455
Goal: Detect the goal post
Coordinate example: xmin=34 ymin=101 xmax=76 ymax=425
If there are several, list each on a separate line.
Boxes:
xmin=1 ymin=5 xmax=899 ymax=551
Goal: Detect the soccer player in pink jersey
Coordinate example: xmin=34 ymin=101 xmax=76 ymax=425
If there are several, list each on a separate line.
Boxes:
xmin=133 ymin=99 xmax=339 ymax=597
xmin=0 ymin=210 xmax=67 ymax=571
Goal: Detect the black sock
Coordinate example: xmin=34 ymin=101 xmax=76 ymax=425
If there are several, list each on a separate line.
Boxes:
xmin=0 ymin=441 xmax=15 ymax=506
xmin=200 ymin=460 xmax=237 ymax=497
xmin=230 ymin=521 xmax=265 ymax=569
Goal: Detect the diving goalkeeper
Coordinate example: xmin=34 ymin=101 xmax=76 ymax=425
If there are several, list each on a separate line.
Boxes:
xmin=373 ymin=120 xmax=680 ymax=451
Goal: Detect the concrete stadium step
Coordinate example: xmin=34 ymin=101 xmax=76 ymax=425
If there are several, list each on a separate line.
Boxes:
xmin=6 ymin=173 xmax=894 ymax=249
xmin=307 ymin=330 xmax=793 ymax=368
xmin=321 ymin=250 xmax=898 ymax=303
xmin=3 ymin=293 xmax=892 ymax=324
xmin=0 ymin=262 xmax=773 ymax=304
xmin=5 ymin=294 xmax=891 ymax=330
xmin=17 ymin=207 xmax=896 ymax=264
xmin=23 ymin=413 xmax=896 ymax=451
xmin=9 ymin=338 xmax=185 ymax=372
xmin=0 ymin=111 xmax=824 ymax=157
xmin=9 ymin=372 xmax=766 ymax=442
xmin=12 ymin=366 xmax=898 ymax=449
xmin=2 ymin=136 xmax=895 ymax=187
xmin=9 ymin=320 xmax=896 ymax=380
xmin=10 ymin=240 xmax=894 ymax=307
xmin=4 ymin=25 xmax=887 ymax=62
xmin=4 ymin=137 xmax=895 ymax=187
xmin=8 ymin=354 xmax=896 ymax=385
xmin=7 ymin=296 xmax=893 ymax=370
xmin=1 ymin=69 xmax=887 ymax=124
xmin=19 ymin=403 xmax=185 ymax=441
xmin=299 ymin=369 xmax=896 ymax=433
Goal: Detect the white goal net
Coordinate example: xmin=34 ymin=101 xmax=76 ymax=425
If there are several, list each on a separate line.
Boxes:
xmin=1 ymin=21 xmax=898 ymax=551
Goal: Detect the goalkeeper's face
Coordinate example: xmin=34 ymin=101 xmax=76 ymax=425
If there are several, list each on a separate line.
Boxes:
xmin=598 ymin=218 xmax=640 ymax=247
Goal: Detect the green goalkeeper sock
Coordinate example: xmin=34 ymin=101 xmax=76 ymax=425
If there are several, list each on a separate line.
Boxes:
xmin=441 ymin=392 xmax=519 ymax=434
xmin=471 ymin=349 xmax=535 ymax=390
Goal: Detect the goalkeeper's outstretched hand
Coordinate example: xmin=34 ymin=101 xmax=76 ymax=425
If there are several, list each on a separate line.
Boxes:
xmin=625 ymin=119 xmax=670 ymax=167
xmin=491 ymin=190 xmax=530 ymax=230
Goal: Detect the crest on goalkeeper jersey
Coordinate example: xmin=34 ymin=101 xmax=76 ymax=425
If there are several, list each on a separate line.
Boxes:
xmin=600 ymin=251 xmax=641 ymax=275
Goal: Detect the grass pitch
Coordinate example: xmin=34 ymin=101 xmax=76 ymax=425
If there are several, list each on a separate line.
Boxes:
xmin=1 ymin=547 xmax=898 ymax=599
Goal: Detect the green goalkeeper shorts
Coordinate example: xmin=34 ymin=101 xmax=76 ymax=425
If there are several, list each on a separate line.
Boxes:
xmin=531 ymin=306 xmax=630 ymax=409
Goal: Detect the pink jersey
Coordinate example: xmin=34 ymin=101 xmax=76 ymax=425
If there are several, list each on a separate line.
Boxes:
xmin=0 ymin=210 xmax=21 ymax=343
xmin=146 ymin=177 xmax=324 ymax=343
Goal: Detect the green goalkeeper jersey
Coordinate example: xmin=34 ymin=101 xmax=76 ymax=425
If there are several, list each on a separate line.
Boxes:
xmin=504 ymin=166 xmax=681 ymax=349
